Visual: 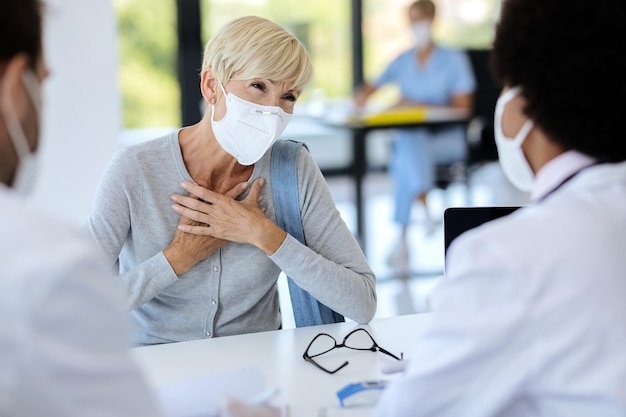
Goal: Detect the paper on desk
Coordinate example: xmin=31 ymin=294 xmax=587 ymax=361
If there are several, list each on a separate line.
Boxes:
xmin=221 ymin=398 xmax=287 ymax=417
xmin=155 ymin=366 xmax=267 ymax=417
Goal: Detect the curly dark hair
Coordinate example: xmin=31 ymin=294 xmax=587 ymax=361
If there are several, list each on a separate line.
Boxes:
xmin=0 ymin=0 xmax=42 ymax=71
xmin=492 ymin=0 xmax=626 ymax=162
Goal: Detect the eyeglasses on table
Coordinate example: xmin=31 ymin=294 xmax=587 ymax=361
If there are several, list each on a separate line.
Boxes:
xmin=302 ymin=328 xmax=404 ymax=374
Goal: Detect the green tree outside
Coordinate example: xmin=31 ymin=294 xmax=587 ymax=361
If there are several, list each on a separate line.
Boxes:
xmin=114 ymin=0 xmax=180 ymax=128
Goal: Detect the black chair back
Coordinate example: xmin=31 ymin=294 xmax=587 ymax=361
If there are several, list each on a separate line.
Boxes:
xmin=465 ymin=48 xmax=500 ymax=163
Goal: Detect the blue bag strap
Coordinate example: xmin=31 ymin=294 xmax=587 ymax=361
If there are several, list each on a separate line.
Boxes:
xmin=270 ymin=139 xmax=345 ymax=327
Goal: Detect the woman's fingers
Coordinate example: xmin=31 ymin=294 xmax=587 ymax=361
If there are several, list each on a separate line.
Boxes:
xmin=174 ymin=178 xmax=265 ymax=211
xmin=244 ymin=177 xmax=265 ymax=205
xmin=181 ymin=181 xmax=221 ymax=205
xmin=177 ymin=222 xmax=213 ymax=236
xmin=171 ymin=177 xmax=268 ymax=241
xmin=172 ymin=202 xmax=212 ymax=225
xmin=170 ymin=194 xmax=211 ymax=214
xmin=224 ymin=181 xmax=249 ymax=199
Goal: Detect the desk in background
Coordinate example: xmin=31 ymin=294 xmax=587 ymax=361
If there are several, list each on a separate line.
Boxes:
xmin=131 ymin=313 xmax=432 ymax=417
xmin=323 ymin=107 xmax=470 ymax=251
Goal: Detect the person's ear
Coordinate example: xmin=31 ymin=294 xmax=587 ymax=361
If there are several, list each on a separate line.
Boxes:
xmin=200 ymin=67 xmax=218 ymax=105
xmin=500 ymin=88 xmax=528 ymax=138
xmin=0 ymin=54 xmax=29 ymax=121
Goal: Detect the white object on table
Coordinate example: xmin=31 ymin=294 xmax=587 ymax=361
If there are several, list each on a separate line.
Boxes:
xmin=155 ymin=366 xmax=266 ymax=417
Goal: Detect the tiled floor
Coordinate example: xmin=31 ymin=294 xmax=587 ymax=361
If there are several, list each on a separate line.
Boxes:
xmin=279 ymin=161 xmax=530 ymax=328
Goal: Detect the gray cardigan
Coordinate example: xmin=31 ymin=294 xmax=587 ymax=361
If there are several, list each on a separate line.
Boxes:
xmin=85 ymin=131 xmax=377 ymax=346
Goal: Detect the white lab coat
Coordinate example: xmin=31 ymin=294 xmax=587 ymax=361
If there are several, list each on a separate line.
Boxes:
xmin=375 ymin=154 xmax=626 ymax=417
xmin=0 ymin=185 xmax=163 ymax=417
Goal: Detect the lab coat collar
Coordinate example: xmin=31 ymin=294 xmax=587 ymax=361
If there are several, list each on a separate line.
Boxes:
xmin=0 ymin=182 xmax=13 ymax=198
xmin=531 ymin=150 xmax=596 ymax=202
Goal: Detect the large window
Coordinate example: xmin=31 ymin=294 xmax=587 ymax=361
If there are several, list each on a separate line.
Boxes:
xmin=115 ymin=0 xmax=353 ymax=128
xmin=114 ymin=0 xmax=180 ymax=128
xmin=113 ymin=0 xmax=500 ymax=128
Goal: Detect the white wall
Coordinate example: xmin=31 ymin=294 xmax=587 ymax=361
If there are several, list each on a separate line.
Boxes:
xmin=31 ymin=0 xmax=119 ymax=225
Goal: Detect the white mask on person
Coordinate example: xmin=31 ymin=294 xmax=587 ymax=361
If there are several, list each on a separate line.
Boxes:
xmin=494 ymin=87 xmax=535 ymax=192
xmin=411 ymin=22 xmax=432 ymax=51
xmin=1 ymin=69 xmax=42 ymax=196
xmin=211 ymin=80 xmax=292 ymax=166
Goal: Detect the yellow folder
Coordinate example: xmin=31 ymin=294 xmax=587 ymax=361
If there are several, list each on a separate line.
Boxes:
xmin=361 ymin=106 xmax=428 ymax=126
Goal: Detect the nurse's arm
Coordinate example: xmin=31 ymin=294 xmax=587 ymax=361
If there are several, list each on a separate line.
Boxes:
xmin=451 ymin=92 xmax=473 ymax=110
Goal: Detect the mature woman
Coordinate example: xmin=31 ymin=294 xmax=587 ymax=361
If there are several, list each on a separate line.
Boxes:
xmin=86 ymin=16 xmax=376 ymax=346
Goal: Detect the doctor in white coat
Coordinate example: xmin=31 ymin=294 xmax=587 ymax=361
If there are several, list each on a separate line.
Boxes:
xmin=374 ymin=0 xmax=626 ymax=415
xmin=0 ymin=1 xmax=163 ymax=415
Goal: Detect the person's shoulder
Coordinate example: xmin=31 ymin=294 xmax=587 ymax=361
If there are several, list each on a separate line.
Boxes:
xmin=109 ymin=129 xmax=179 ymax=172
xmin=0 ymin=185 xmax=27 ymax=215
xmin=435 ymin=44 xmax=465 ymax=55
xmin=266 ymin=139 xmax=315 ymax=172
xmin=395 ymin=47 xmax=418 ymax=61
xmin=117 ymin=129 xmax=178 ymax=159
xmin=294 ymin=141 xmax=319 ymax=171
xmin=267 ymin=139 xmax=314 ymax=164
xmin=5 ymin=197 xmax=105 ymax=260
xmin=380 ymin=47 xmax=416 ymax=69
xmin=1 ymin=190 xmax=112 ymax=294
xmin=268 ymin=140 xmax=321 ymax=184
xmin=0 ymin=187 xmax=72 ymax=237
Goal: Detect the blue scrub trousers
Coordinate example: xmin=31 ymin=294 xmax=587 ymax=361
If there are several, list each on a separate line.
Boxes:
xmin=390 ymin=126 xmax=467 ymax=226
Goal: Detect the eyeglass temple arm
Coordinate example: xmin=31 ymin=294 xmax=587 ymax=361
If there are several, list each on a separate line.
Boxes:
xmin=303 ymin=355 xmax=349 ymax=374
xmin=377 ymin=346 xmax=404 ymax=361
xmin=329 ymin=360 xmax=350 ymax=374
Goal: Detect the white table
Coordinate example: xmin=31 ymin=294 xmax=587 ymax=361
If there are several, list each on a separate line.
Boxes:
xmin=131 ymin=313 xmax=432 ymax=417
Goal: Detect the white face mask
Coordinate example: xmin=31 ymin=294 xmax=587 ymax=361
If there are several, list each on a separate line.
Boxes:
xmin=411 ymin=22 xmax=432 ymax=51
xmin=1 ymin=69 xmax=42 ymax=196
xmin=494 ymin=87 xmax=535 ymax=192
xmin=211 ymin=80 xmax=292 ymax=166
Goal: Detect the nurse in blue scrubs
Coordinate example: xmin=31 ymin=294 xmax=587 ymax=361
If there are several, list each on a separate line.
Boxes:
xmin=354 ymin=0 xmax=475 ymax=268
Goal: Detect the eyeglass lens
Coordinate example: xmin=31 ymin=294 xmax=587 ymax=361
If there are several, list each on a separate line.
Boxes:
xmin=342 ymin=328 xmax=377 ymax=350
xmin=306 ymin=333 xmax=338 ymax=357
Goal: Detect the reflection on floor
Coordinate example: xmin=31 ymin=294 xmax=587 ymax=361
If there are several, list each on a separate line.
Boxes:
xmin=279 ymin=162 xmax=529 ymax=329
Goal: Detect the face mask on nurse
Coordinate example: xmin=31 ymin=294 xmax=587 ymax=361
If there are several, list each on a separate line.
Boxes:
xmin=1 ymin=69 xmax=42 ymax=197
xmin=411 ymin=21 xmax=432 ymax=52
xmin=211 ymin=79 xmax=292 ymax=166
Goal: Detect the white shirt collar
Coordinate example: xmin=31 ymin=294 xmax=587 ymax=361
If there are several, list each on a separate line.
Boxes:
xmin=531 ymin=150 xmax=596 ymax=202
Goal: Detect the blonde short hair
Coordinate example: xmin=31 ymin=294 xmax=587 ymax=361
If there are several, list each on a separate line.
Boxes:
xmin=202 ymin=16 xmax=313 ymax=94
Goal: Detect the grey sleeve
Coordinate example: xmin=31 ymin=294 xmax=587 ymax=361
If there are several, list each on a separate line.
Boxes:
xmin=269 ymin=148 xmax=377 ymax=323
xmin=84 ymin=148 xmax=177 ymax=311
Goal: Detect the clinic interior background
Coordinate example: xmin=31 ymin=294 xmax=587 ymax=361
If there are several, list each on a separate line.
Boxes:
xmin=34 ymin=0 xmax=525 ymax=323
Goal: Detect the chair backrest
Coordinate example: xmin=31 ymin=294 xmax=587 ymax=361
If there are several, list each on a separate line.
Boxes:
xmin=465 ymin=48 xmax=500 ymax=164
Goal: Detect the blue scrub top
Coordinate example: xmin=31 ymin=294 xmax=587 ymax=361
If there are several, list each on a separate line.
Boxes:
xmin=375 ymin=46 xmax=476 ymax=104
